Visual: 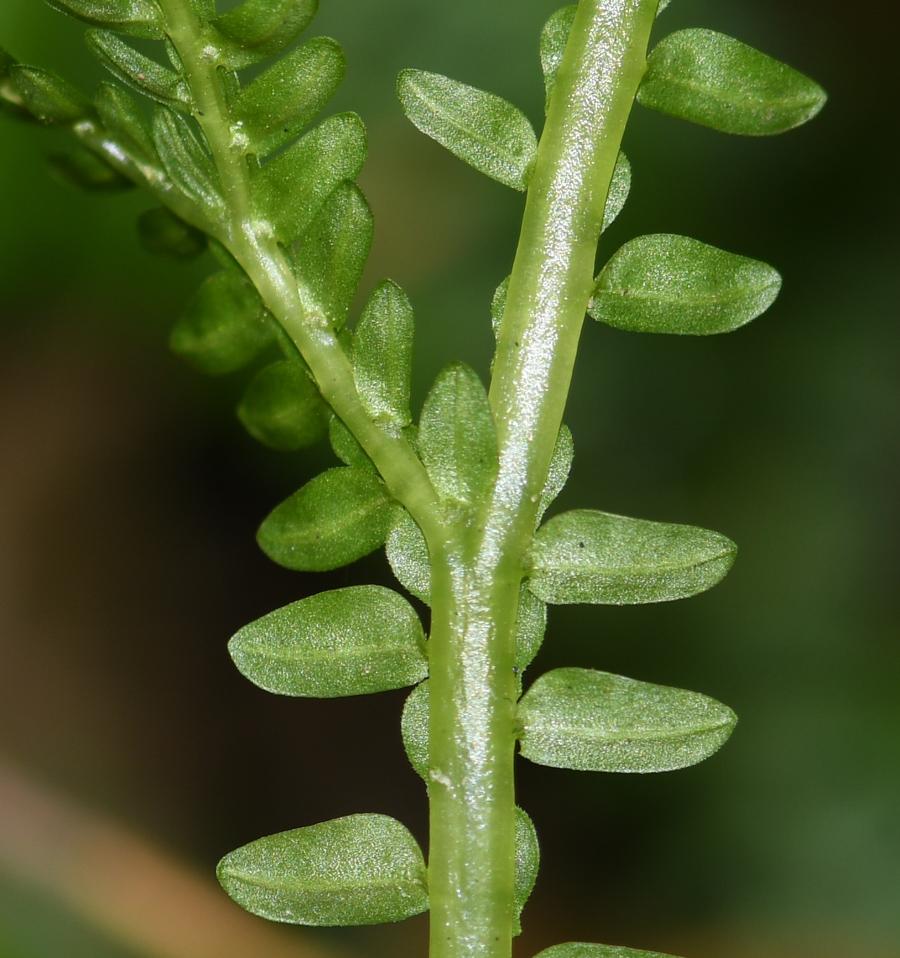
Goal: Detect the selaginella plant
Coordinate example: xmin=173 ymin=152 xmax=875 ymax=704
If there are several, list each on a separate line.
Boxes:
xmin=0 ymin=1 xmax=825 ymax=957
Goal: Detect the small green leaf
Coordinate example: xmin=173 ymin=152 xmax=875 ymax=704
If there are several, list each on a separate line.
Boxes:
xmin=238 ymin=360 xmax=329 ymax=451
xmin=529 ymin=510 xmax=737 ymax=605
xmin=418 ymin=362 xmax=497 ymax=506
xmin=328 ymin=415 xmax=375 ymax=471
xmin=589 ymin=234 xmax=781 ymax=335
xmin=253 ymin=113 xmax=367 ymax=246
xmin=352 ymin=280 xmax=414 ymax=428
xmin=152 ymin=105 xmax=222 ymax=210
xmin=170 ymin=271 xmax=273 ymax=374
xmin=137 ymin=206 xmax=207 ymax=259
xmin=45 ymin=0 xmax=165 ymax=39
xmin=217 ymin=814 xmax=429 ymax=926
xmin=47 ymin=148 xmax=132 ymax=191
xmin=234 ymin=38 xmax=344 ymax=156
xmin=95 ymin=81 xmax=157 ymax=163
xmin=400 ymin=680 xmax=429 ymax=779
xmin=490 ymin=274 xmax=509 ymax=338
xmin=398 ymin=69 xmax=537 ymax=191
xmin=637 ymin=29 xmax=827 ymax=136
xmin=293 ymin=181 xmax=373 ymax=329
xmin=86 ymin=29 xmax=190 ymax=109
xmin=8 ymin=65 xmax=93 ymax=125
xmin=228 ymin=585 xmax=427 ymax=698
xmin=536 ymin=424 xmax=573 ymax=525
xmin=258 ymin=467 xmax=396 ymax=572
xmin=657 ymin=0 xmax=673 ymax=13
xmin=213 ymin=0 xmax=317 ymax=70
xmin=602 ymin=151 xmax=631 ymax=232
xmin=535 ymin=944 xmax=685 ymax=958
xmin=515 ymin=585 xmax=547 ymax=675
xmin=513 ymin=807 xmax=539 ymax=936
xmin=518 ymin=668 xmax=737 ymax=773
xmin=539 ymin=5 xmax=575 ymax=113
xmin=0 ymin=50 xmax=35 ymax=122
xmin=386 ymin=509 xmax=431 ymax=603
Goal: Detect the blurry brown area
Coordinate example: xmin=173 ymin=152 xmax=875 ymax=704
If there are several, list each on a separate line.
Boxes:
xmin=1 ymin=0 xmax=899 ymax=956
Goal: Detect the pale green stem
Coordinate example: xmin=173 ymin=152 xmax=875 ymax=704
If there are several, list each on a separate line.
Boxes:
xmin=426 ymin=3 xmax=658 ymax=958
xmin=156 ymin=0 xmax=442 ymax=537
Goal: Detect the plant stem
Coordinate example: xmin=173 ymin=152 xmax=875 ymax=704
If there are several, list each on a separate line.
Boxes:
xmin=426 ymin=2 xmax=657 ymax=958
xmin=156 ymin=0 xmax=442 ymax=537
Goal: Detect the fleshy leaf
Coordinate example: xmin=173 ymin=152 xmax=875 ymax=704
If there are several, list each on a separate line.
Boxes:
xmin=329 ymin=415 xmax=375 ymax=471
xmin=217 ymin=814 xmax=429 ymax=926
xmin=0 ymin=50 xmax=34 ymax=122
xmin=228 ymin=585 xmax=427 ymax=698
xmin=252 ymin=113 xmax=367 ymax=246
xmin=238 ymin=360 xmax=329 ymax=451
xmin=353 ymin=280 xmax=414 ymax=428
xmin=152 ymin=106 xmax=222 ymax=210
xmin=418 ymin=362 xmax=498 ymax=505
xmin=637 ymin=29 xmax=827 ymax=136
xmin=515 ymin=585 xmax=547 ymax=675
xmin=137 ymin=206 xmax=207 ymax=259
xmin=258 ymin=467 xmax=396 ymax=572
xmin=589 ymin=234 xmax=781 ymax=335
xmin=397 ymin=69 xmax=537 ymax=191
xmin=539 ymin=5 xmax=575 ymax=113
xmin=536 ymin=424 xmax=573 ymax=525
xmin=513 ymin=807 xmax=540 ymax=936
xmin=528 ymin=510 xmax=737 ymax=605
xmin=400 ymin=680 xmax=429 ymax=779
xmin=601 ymin=151 xmax=631 ymax=232
xmin=45 ymin=0 xmax=165 ymax=39
xmin=8 ymin=65 xmax=93 ymax=125
xmin=386 ymin=509 xmax=431 ymax=603
xmin=234 ymin=38 xmax=345 ymax=156
xmin=95 ymin=81 xmax=157 ymax=163
xmin=213 ymin=0 xmax=318 ymax=69
xmin=518 ymin=668 xmax=737 ymax=773
xmin=535 ymin=945 xmax=685 ymax=958
xmin=170 ymin=271 xmax=273 ymax=374
xmin=86 ymin=29 xmax=190 ymax=109
xmin=47 ymin=148 xmax=132 ymax=191
xmin=292 ymin=181 xmax=373 ymax=329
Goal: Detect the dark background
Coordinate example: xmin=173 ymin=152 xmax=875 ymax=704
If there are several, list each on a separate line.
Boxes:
xmin=1 ymin=1 xmax=898 ymax=956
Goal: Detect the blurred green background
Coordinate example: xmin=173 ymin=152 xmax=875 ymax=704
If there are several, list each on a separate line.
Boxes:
xmin=0 ymin=1 xmax=898 ymax=957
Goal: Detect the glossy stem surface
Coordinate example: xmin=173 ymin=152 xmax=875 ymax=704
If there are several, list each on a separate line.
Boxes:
xmin=426 ymin=3 xmax=657 ymax=958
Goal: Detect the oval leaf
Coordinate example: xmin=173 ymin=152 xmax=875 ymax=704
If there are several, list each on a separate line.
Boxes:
xmin=590 ymin=234 xmax=781 ymax=335
xmin=535 ymin=424 xmax=574 ymax=525
xmin=400 ymin=679 xmax=429 ymax=779
xmin=229 ymin=585 xmax=427 ymax=697
xmin=529 ymin=510 xmax=737 ymax=605
xmin=95 ymin=81 xmax=157 ymax=163
xmin=601 ymin=151 xmax=631 ymax=232
xmin=217 ymin=814 xmax=429 ymax=926
xmin=252 ymin=113 xmax=367 ymax=246
xmin=513 ymin=807 xmax=540 ymax=936
xmin=258 ymin=467 xmax=396 ymax=571
xmin=398 ymin=69 xmax=537 ymax=191
xmin=515 ymin=585 xmax=547 ymax=676
xmin=48 ymin=148 xmax=132 ymax=192
xmin=213 ymin=0 xmax=317 ymax=69
xmin=418 ymin=362 xmax=498 ymax=506
xmin=329 ymin=415 xmax=375 ymax=471
xmin=539 ymin=5 xmax=576 ymax=114
xmin=152 ymin=105 xmax=222 ymax=210
xmin=170 ymin=271 xmax=272 ymax=374
xmin=45 ymin=0 xmax=165 ymax=39
xmin=235 ymin=38 xmax=345 ymax=156
xmin=353 ymin=279 xmax=415 ymax=428
xmin=86 ymin=29 xmax=190 ymax=109
xmin=518 ymin=668 xmax=737 ymax=773
xmin=386 ymin=508 xmax=431 ymax=603
xmin=637 ymin=29 xmax=827 ymax=136
xmin=293 ymin=181 xmax=373 ymax=329
xmin=238 ymin=360 xmax=329 ymax=451
xmin=8 ymin=65 xmax=92 ymax=125
xmin=536 ymin=945 xmax=685 ymax=958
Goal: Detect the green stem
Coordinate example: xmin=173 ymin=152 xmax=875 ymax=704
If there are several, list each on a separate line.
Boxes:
xmin=156 ymin=0 xmax=442 ymax=538
xmin=426 ymin=3 xmax=657 ymax=958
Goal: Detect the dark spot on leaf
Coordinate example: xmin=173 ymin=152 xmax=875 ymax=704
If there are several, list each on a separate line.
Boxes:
xmin=578 ymin=541 xmax=585 ymax=548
